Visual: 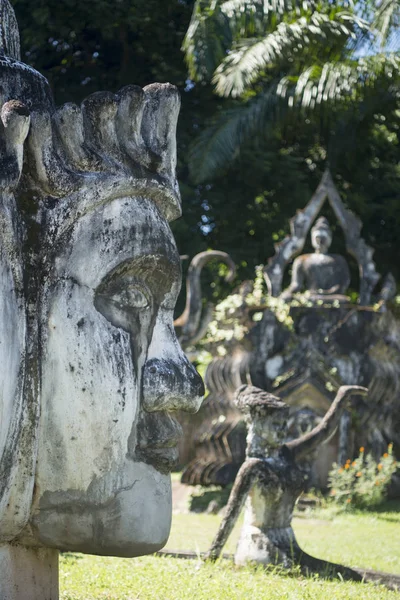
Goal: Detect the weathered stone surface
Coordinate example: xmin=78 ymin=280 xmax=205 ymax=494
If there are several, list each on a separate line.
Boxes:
xmin=0 ymin=545 xmax=58 ymax=600
xmin=0 ymin=1 xmax=204 ymax=597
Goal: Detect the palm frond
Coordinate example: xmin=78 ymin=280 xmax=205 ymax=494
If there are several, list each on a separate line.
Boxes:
xmin=221 ymin=0 xmax=312 ymax=15
xmin=182 ymin=0 xmax=319 ymax=82
xmin=189 ymin=85 xmax=283 ymax=183
xmin=278 ymin=53 xmax=400 ymax=111
xmin=183 ymin=1 xmax=232 ymax=81
xmin=213 ymin=12 xmax=369 ymax=97
xmin=373 ymin=0 xmax=400 ymax=48
xmin=219 ymin=0 xmax=276 ymax=38
xmin=185 ymin=0 xmax=400 ymax=181
xmin=220 ymin=0 xmax=315 ymax=22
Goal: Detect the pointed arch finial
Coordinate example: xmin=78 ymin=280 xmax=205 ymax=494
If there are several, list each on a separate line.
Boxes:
xmin=0 ymin=0 xmax=21 ymax=61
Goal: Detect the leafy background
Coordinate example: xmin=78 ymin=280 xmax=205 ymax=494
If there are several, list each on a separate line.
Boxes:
xmin=12 ymin=0 xmax=400 ymax=311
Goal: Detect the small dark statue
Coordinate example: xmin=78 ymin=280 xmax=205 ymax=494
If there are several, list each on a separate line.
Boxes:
xmin=205 ymin=384 xmax=367 ymax=579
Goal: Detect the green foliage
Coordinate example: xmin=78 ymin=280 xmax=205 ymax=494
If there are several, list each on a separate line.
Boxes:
xmin=187 ymin=86 xmax=284 ymax=184
xmin=184 ymin=0 xmax=356 ymax=89
xmin=11 ymin=0 xmax=400 ymax=306
xmin=213 ymin=11 xmax=366 ymax=98
xmin=184 ymin=0 xmax=400 ymax=182
xmin=372 ymin=0 xmax=400 ymax=47
xmin=328 ymin=444 xmax=398 ymax=509
xmin=183 ymin=0 xmax=233 ymax=82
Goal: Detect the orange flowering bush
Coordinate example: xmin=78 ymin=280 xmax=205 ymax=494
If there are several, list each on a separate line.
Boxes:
xmin=328 ymin=444 xmax=397 ymax=508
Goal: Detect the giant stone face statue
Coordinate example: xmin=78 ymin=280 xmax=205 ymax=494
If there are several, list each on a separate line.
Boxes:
xmin=0 ymin=1 xmax=204 ymax=596
xmin=29 ymin=195 xmax=203 ymax=556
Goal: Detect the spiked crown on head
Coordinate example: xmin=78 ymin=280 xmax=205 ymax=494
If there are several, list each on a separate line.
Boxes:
xmin=0 ymin=0 xmax=181 ymax=222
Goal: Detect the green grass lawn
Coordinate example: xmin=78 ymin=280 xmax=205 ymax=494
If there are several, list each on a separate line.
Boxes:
xmin=60 ymin=501 xmax=400 ymax=599
xmin=60 ymin=554 xmax=399 ymax=600
xmin=165 ymin=501 xmax=400 ymax=574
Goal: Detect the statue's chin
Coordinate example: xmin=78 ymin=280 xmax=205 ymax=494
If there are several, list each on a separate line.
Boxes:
xmin=26 ymin=461 xmax=172 ymax=557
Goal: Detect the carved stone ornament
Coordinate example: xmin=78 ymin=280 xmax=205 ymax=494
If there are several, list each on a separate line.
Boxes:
xmin=0 ymin=2 xmax=204 ymax=598
xmin=174 ymin=250 xmax=236 ymax=348
xmin=264 ymin=169 xmax=385 ymax=305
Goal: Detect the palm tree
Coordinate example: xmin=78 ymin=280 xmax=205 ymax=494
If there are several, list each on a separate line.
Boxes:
xmin=183 ymin=0 xmax=400 ymax=183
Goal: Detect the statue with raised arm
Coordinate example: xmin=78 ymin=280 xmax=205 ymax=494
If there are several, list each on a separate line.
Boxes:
xmin=205 ymin=384 xmax=367 ymax=579
xmin=281 ymin=217 xmax=351 ymax=302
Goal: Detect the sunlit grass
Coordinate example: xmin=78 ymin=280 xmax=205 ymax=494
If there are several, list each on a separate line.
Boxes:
xmin=165 ymin=501 xmax=400 ymax=574
xmin=60 ymin=554 xmax=399 ymax=600
xmin=60 ymin=501 xmax=400 ymax=599
xmin=294 ymin=503 xmax=400 ymax=575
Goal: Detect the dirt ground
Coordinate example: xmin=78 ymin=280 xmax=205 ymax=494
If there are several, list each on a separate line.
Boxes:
xmin=172 ymin=479 xmax=196 ymax=513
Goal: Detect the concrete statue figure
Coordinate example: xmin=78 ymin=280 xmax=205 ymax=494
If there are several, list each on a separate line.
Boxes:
xmin=0 ymin=1 xmax=204 ymax=598
xmin=281 ymin=216 xmax=351 ymax=301
xmin=205 ymin=384 xmax=367 ymax=580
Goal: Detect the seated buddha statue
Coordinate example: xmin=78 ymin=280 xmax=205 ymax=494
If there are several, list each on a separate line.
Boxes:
xmin=281 ymin=217 xmax=351 ymax=302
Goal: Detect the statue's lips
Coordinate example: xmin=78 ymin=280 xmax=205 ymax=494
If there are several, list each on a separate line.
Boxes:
xmin=136 ymin=413 xmax=183 ymax=472
xmin=140 ymin=446 xmax=180 ymax=471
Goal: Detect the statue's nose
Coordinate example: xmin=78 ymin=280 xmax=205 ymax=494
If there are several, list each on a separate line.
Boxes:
xmin=142 ymin=357 xmax=205 ymax=413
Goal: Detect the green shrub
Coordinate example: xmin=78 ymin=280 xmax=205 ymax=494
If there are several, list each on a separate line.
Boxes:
xmin=328 ymin=444 xmax=398 ymax=508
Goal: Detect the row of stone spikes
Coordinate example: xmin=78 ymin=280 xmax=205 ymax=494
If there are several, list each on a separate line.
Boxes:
xmin=0 ymin=83 xmax=181 ymax=221
xmin=54 ymin=83 xmax=180 ymax=186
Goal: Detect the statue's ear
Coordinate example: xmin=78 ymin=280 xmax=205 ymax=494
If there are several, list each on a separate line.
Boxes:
xmin=0 ymin=189 xmax=38 ymax=542
xmin=0 ymin=2 xmax=39 ymax=542
xmin=0 ymin=100 xmax=30 ymax=189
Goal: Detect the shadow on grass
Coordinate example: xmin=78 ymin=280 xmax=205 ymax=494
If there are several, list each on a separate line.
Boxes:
xmin=295 ymin=496 xmax=400 ymax=520
xmin=189 ymin=485 xmax=233 ymax=512
xmin=343 ymin=499 xmax=400 ymax=522
xmin=363 ymin=499 xmax=400 ymax=515
xmin=61 ymin=552 xmax=85 ymax=563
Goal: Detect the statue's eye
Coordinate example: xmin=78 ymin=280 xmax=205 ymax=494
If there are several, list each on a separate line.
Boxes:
xmin=109 ymin=285 xmax=150 ymax=310
xmin=94 ymin=276 xmax=152 ymax=334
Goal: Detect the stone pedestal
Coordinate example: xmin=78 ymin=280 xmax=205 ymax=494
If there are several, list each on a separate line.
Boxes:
xmin=235 ymin=523 xmax=297 ymax=567
xmin=0 ymin=545 xmax=59 ymax=600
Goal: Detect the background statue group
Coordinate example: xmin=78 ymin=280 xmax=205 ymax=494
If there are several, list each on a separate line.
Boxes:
xmin=180 ymin=172 xmax=400 ymax=492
